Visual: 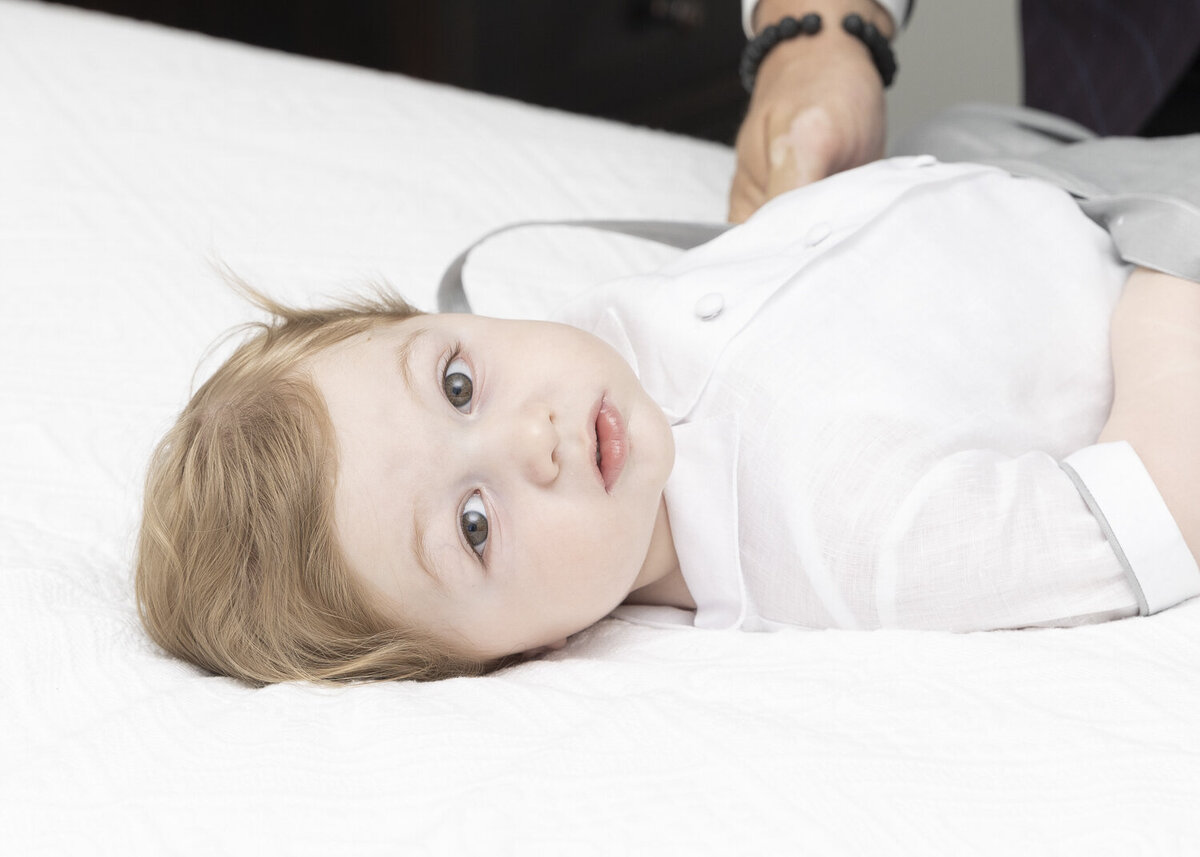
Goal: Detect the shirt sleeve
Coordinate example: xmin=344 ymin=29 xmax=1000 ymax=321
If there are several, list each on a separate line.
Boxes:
xmin=741 ymin=0 xmax=911 ymax=36
xmin=1060 ymin=441 xmax=1200 ymax=615
xmin=874 ymin=443 xmax=1200 ymax=631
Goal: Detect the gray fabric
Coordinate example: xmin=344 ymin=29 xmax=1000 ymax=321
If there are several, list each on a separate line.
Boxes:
xmin=440 ymin=103 xmax=1200 ymax=313
xmin=895 ymin=102 xmax=1200 ymax=283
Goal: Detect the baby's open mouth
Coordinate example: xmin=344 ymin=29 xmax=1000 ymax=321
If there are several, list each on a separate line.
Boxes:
xmin=592 ymin=407 xmax=603 ymax=478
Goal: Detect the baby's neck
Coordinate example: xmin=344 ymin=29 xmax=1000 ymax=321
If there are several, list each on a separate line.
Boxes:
xmin=622 ymin=499 xmax=695 ymax=610
xmin=623 ymin=564 xmax=695 ymax=610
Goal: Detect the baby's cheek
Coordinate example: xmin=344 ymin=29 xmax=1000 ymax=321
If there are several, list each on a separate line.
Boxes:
xmin=588 ymin=505 xmax=639 ymax=552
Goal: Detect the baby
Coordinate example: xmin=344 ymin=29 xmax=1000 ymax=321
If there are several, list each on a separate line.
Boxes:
xmin=136 ymin=156 xmax=1200 ymax=685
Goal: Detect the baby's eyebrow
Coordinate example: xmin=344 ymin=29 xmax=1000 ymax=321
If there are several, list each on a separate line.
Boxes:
xmin=411 ymin=506 xmax=445 ymax=592
xmin=395 ymin=323 xmax=448 ymax=591
xmin=394 ymin=325 xmax=430 ymax=393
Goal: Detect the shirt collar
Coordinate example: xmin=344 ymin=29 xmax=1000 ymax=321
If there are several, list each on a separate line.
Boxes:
xmin=559 ymin=300 xmax=747 ymax=629
xmin=663 ymin=414 xmax=746 ymax=630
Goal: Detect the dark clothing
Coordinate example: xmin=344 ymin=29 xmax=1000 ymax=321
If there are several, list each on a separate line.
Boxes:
xmin=1021 ymin=0 xmax=1200 ymax=136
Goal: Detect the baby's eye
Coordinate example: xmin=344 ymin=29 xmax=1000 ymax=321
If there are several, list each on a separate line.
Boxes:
xmin=460 ymin=492 xmax=488 ymax=557
xmin=443 ymin=355 xmax=474 ymax=412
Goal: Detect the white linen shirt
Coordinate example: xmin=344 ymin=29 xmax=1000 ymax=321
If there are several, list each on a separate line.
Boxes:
xmin=551 ymin=158 xmax=1200 ymax=632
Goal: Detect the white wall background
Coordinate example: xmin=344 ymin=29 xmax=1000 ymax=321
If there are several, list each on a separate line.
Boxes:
xmin=884 ymin=0 xmax=1021 ymax=144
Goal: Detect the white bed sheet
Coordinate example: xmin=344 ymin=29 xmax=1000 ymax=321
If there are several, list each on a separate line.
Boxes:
xmin=2 ymin=2 xmax=1199 ymax=854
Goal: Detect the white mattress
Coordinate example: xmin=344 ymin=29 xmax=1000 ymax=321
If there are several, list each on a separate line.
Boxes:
xmin=2 ymin=2 xmax=1199 ymax=854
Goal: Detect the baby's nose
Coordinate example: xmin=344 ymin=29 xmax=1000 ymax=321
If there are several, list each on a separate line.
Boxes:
xmin=507 ymin=402 xmax=559 ymax=486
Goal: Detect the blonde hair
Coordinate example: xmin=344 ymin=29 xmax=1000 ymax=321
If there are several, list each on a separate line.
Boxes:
xmin=136 ymin=280 xmax=509 ymax=684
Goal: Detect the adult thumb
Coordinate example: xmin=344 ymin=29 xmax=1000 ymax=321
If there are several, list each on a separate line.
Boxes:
xmin=764 ymin=107 xmax=837 ymax=200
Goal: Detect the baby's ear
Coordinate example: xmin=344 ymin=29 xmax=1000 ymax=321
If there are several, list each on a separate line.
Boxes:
xmin=524 ymin=638 xmax=568 ymax=657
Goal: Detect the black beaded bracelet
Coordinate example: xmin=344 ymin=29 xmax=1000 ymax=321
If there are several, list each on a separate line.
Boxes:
xmin=740 ymin=12 xmax=898 ymax=94
xmin=842 ymin=13 xmax=897 ymax=87
xmin=739 ymin=13 xmax=822 ymax=94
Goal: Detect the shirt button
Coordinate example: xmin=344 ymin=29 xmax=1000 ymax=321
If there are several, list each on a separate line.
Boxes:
xmin=694 ymin=292 xmax=724 ymax=321
xmin=804 ymin=221 xmax=832 ymax=246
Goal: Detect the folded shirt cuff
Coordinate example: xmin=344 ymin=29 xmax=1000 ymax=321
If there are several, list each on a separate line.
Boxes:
xmin=1061 ymin=441 xmax=1200 ymax=615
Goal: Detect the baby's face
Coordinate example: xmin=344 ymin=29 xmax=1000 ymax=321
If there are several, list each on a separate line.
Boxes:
xmin=308 ymin=313 xmax=675 ymax=659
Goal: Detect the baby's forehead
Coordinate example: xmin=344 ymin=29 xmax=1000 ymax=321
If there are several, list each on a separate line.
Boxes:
xmin=306 ymin=317 xmax=415 ymax=367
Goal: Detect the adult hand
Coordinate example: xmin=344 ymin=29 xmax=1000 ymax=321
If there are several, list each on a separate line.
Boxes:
xmin=729 ymin=1 xmax=892 ymax=223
